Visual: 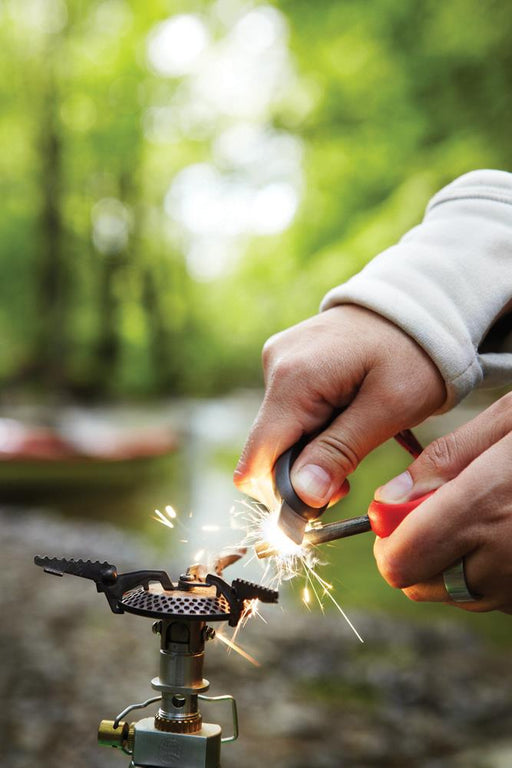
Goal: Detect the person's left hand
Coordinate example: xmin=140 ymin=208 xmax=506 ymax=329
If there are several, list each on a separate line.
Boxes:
xmin=373 ymin=392 xmax=512 ymax=614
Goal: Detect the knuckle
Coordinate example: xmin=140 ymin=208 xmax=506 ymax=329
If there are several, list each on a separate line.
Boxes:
xmin=266 ymin=355 xmax=297 ymax=387
xmin=387 ymin=570 xmax=409 ymax=590
xmin=261 ymin=347 xmax=296 ymax=391
xmin=261 ymin=334 xmax=280 ymax=367
xmin=498 ymin=390 xmax=512 ymax=410
xmin=262 ymin=329 xmax=296 ymax=369
xmin=232 ymin=468 xmax=247 ymax=490
xmin=492 ymin=391 xmax=512 ymax=426
xmin=402 ymin=585 xmax=427 ymax=603
xmin=420 ymin=433 xmax=459 ymax=476
xmin=375 ymin=550 xmax=409 ymax=590
xmin=314 ymin=433 xmax=360 ymax=476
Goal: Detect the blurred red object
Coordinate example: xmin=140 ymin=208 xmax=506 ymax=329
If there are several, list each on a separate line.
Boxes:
xmin=0 ymin=418 xmax=177 ymax=462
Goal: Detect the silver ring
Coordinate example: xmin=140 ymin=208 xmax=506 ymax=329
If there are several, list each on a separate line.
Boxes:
xmin=443 ymin=558 xmax=479 ymax=603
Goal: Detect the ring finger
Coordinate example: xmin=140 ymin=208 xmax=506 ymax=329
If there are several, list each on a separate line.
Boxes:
xmin=400 ymin=555 xmax=496 ymax=611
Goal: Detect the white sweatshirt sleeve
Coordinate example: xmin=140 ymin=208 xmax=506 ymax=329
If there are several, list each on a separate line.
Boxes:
xmin=320 ymin=170 xmax=512 ymax=410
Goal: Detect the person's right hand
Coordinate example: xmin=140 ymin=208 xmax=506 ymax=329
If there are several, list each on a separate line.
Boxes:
xmin=373 ymin=392 xmax=512 ymax=613
xmin=234 ymin=304 xmax=446 ymax=508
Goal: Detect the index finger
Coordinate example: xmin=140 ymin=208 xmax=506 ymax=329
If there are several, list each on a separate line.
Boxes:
xmin=233 ymin=389 xmax=333 ymax=498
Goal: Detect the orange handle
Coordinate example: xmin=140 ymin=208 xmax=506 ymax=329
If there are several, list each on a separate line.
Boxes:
xmin=367 ymin=491 xmax=435 ymax=538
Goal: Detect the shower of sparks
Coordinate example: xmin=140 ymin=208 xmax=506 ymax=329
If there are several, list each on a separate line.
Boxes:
xmin=147 ymin=503 xmax=264 ymax=663
xmin=233 ymin=499 xmax=318 ymax=587
xmin=215 ymin=630 xmax=260 ymax=667
xmin=233 ymin=498 xmax=364 ymax=643
xmin=149 ymin=487 xmax=363 ymax=647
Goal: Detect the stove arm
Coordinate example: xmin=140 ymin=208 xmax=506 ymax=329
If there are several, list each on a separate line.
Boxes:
xmin=34 ymin=555 xmax=174 ymax=613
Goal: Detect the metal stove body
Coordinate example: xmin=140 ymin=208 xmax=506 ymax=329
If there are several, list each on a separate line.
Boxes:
xmin=34 ymin=556 xmax=278 ymax=768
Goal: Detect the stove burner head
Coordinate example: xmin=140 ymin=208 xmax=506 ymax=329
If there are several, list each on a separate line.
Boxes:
xmin=34 ymin=555 xmax=278 ymax=627
xmin=122 ymin=585 xmax=231 ymax=620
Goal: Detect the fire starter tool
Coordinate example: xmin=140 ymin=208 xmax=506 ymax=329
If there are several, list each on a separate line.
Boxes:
xmin=256 ymin=428 xmax=430 ymax=557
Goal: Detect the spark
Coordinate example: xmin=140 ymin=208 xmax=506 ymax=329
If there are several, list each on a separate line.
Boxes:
xmin=152 ymin=504 xmax=191 ymax=535
xmin=243 ymin=598 xmax=260 ymax=620
xmin=234 ymin=498 xmax=364 ymax=643
xmin=228 ymin=599 xmax=269 ymax=652
xmin=302 ymin=558 xmax=364 ymax=643
xmin=149 ymin=492 xmax=363 ymax=645
xmin=238 ymin=598 xmax=262 ymax=632
xmin=153 ymin=508 xmax=175 ymax=530
xmin=215 ymin=631 xmax=260 ymax=667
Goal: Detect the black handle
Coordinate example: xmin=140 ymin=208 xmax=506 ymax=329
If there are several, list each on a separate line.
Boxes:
xmin=273 ymin=437 xmax=328 ymax=522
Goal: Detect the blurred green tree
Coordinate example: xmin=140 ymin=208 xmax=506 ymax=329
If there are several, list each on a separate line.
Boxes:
xmin=0 ymin=0 xmax=511 ymax=400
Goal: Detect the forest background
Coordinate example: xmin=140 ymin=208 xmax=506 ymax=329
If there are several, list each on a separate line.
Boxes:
xmin=3 ymin=0 xmax=512 ymax=401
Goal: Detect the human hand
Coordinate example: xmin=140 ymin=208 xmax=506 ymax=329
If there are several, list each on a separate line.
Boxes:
xmin=373 ymin=393 xmax=512 ymax=614
xmin=234 ymin=305 xmax=446 ymax=507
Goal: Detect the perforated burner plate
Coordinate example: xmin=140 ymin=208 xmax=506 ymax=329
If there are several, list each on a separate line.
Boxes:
xmin=121 ymin=585 xmax=231 ymax=620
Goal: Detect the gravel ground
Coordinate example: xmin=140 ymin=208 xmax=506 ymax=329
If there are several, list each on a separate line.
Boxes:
xmin=1 ymin=506 xmax=511 ymax=768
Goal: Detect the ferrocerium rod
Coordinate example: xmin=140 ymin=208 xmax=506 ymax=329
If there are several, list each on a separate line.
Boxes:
xmin=306 ymin=515 xmax=371 ymax=546
xmin=255 ymin=514 xmax=372 ymax=559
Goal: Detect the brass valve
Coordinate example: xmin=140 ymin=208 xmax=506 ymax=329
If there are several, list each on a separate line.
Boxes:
xmin=154 ymin=712 xmax=202 ymax=733
xmin=98 ymin=720 xmax=134 ymax=752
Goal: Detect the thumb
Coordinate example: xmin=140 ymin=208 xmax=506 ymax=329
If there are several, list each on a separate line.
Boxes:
xmin=290 ymin=389 xmax=410 ymax=507
xmin=375 ymin=394 xmax=512 ymax=504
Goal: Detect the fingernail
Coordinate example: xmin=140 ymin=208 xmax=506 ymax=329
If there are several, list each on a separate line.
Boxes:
xmin=375 ymin=471 xmax=413 ymax=503
xmin=292 ymin=464 xmax=333 ymax=505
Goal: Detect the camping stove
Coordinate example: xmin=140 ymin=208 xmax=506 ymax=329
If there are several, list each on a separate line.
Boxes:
xmin=34 ymin=555 xmax=278 ymax=768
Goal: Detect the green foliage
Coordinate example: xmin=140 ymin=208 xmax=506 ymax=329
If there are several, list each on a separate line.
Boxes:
xmin=1 ymin=0 xmax=511 ymax=398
